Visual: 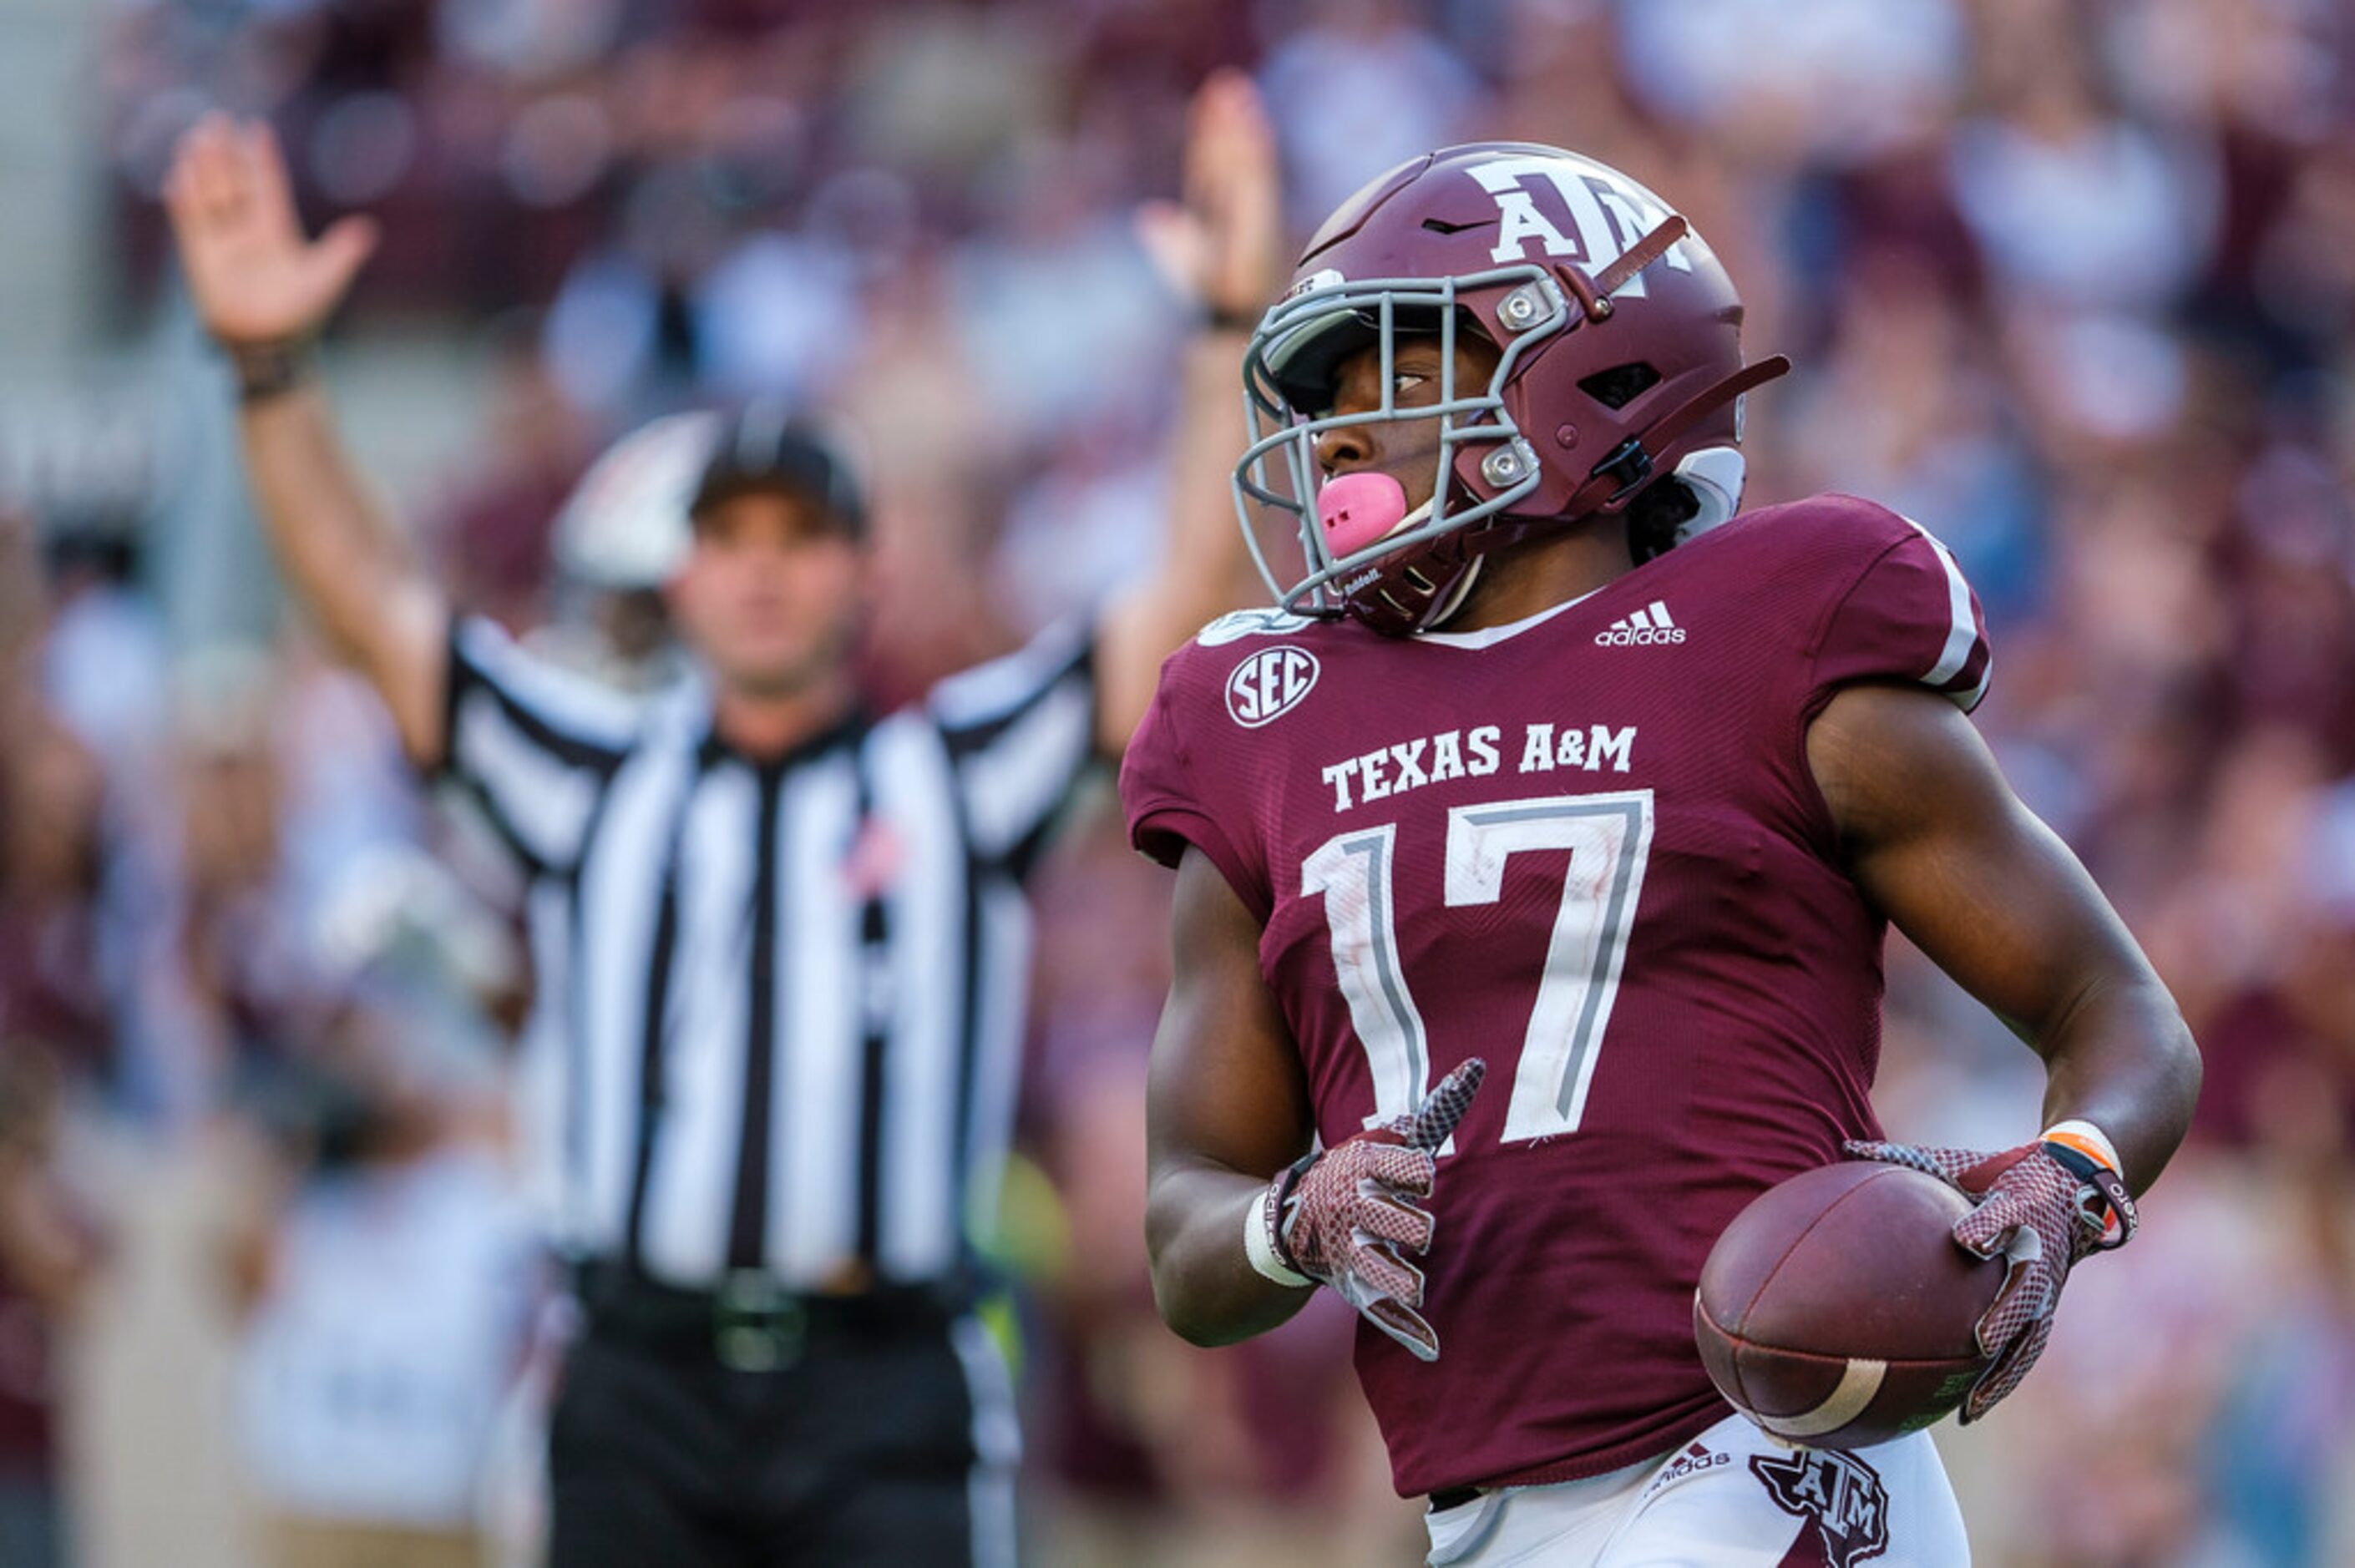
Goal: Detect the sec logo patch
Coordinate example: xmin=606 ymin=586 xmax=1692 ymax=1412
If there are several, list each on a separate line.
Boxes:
xmin=1225 ymin=645 xmax=1319 ymax=728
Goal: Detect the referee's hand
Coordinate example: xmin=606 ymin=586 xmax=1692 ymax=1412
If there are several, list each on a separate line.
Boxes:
xmin=165 ymin=114 xmax=379 ymax=349
xmin=1135 ymin=68 xmax=1283 ymax=328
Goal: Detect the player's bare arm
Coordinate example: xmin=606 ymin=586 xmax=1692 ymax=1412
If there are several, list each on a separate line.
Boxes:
xmin=1143 ymin=847 xmax=1319 ymax=1346
xmin=164 ymin=114 xmax=448 ymax=766
xmin=1146 ymin=847 xmax=1485 ymax=1359
xmin=1807 ymin=680 xmax=2201 ymax=1192
xmin=1095 ymin=70 xmax=1283 ymax=754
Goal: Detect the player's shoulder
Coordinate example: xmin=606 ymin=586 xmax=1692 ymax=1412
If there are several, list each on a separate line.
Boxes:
xmin=1154 ymin=604 xmax=1353 ymax=718
xmin=1682 ymin=493 xmax=1923 ymax=572
xmin=1182 ymin=604 xmax=1340 ymax=656
xmin=1668 ymin=493 xmax=1950 ymax=610
xmin=1681 ymin=494 xmax=1990 ymax=709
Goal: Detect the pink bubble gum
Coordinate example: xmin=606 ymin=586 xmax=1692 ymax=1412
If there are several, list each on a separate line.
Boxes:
xmin=1317 ymin=471 xmax=1409 ymax=557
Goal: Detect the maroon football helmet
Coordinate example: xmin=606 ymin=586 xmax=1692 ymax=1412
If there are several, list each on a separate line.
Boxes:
xmin=1235 ymin=143 xmax=1789 ymax=635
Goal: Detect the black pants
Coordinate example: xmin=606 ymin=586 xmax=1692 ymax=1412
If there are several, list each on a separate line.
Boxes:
xmin=546 ymin=1312 xmax=1015 ymax=1566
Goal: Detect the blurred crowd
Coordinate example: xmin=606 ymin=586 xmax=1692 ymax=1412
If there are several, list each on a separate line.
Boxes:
xmin=3 ymin=0 xmax=2353 ymax=1564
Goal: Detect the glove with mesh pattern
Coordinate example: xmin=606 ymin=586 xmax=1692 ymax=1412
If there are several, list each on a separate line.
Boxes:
xmin=1255 ymin=1060 xmax=1485 ymax=1363
xmin=1844 ymin=1136 xmax=2136 ymax=1421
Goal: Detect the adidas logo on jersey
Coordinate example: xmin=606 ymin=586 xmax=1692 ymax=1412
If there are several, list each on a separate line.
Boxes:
xmin=1595 ymin=600 xmax=1686 ymax=646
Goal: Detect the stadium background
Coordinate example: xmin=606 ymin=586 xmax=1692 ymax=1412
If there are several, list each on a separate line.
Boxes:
xmin=2 ymin=0 xmax=2352 ymax=1563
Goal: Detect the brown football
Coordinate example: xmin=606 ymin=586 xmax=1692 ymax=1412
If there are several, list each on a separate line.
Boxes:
xmin=1694 ymin=1161 xmax=2003 ymax=1449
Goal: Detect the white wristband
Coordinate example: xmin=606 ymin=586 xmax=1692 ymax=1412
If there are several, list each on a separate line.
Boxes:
xmin=1243 ymin=1181 xmax=1311 ymax=1288
xmin=2040 ymin=1118 xmax=2123 ymax=1174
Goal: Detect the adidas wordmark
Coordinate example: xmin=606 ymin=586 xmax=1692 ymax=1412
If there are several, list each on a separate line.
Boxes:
xmin=1595 ymin=600 xmax=1687 ymax=646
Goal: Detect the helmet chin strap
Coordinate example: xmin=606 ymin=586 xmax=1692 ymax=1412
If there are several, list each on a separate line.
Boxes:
xmin=1421 ymin=553 xmax=1485 ymax=630
xmin=1371 ymin=499 xmax=1487 ymax=635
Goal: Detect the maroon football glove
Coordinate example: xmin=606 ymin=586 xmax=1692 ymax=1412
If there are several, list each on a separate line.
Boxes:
xmin=1843 ymin=1136 xmax=2137 ymax=1422
xmin=1256 ymin=1060 xmax=1485 ymax=1363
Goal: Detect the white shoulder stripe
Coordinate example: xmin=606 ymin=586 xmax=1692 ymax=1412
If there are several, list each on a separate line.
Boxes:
xmin=456 ymin=616 xmax=646 ymax=750
xmin=958 ymin=680 xmax=1094 ymax=860
xmin=1901 ymin=517 xmax=1980 ymax=688
xmin=929 ymin=616 xmax=1090 ymax=731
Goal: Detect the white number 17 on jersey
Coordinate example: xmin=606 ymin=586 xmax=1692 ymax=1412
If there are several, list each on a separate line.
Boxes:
xmin=1301 ymin=790 xmax=1654 ymax=1146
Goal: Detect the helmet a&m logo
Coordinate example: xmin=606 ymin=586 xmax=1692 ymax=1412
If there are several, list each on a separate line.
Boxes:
xmin=1225 ymin=645 xmax=1320 ymax=728
xmin=1466 ymin=153 xmax=1695 ymax=290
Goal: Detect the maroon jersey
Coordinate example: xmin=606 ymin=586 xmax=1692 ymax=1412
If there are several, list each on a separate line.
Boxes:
xmin=1121 ymin=495 xmax=1993 ymax=1497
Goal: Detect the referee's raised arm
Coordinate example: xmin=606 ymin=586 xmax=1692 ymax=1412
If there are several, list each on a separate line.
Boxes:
xmin=1095 ymin=68 xmax=1284 ymax=755
xmin=164 ymin=114 xmax=449 ymax=769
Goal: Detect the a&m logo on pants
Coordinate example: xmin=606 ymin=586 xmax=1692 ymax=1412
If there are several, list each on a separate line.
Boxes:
xmin=1749 ymin=1448 xmax=1889 ymax=1568
xmin=1225 ymin=645 xmax=1320 ymax=728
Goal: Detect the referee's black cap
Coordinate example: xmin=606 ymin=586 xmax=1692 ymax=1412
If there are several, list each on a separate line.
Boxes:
xmin=688 ymin=401 xmax=867 ymax=541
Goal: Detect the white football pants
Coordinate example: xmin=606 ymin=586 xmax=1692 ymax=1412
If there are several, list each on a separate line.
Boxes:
xmin=1423 ymin=1412 xmax=1969 ymax=1566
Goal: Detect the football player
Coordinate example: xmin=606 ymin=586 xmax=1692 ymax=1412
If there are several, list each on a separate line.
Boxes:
xmin=1121 ymin=144 xmax=2200 ymax=1564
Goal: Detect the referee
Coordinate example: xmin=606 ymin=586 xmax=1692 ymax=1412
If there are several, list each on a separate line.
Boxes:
xmin=164 ymin=74 xmax=1281 ymax=1565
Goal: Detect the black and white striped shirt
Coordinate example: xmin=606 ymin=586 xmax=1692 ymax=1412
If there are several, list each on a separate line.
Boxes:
xmin=442 ymin=615 xmax=1098 ymax=1291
